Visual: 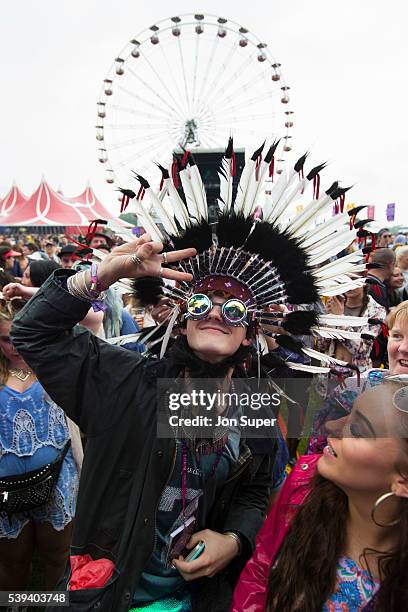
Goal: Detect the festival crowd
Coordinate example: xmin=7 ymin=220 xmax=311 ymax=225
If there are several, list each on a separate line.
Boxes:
xmin=0 ymin=202 xmax=407 ymax=612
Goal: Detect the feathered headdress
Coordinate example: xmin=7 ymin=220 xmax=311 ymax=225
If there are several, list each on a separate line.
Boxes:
xmin=103 ymin=138 xmax=373 ymax=372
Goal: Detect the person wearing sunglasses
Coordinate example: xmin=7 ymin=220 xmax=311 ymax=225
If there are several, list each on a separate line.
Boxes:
xmin=377 ymin=228 xmax=393 ymax=249
xmin=9 ymin=142 xmax=367 ymax=612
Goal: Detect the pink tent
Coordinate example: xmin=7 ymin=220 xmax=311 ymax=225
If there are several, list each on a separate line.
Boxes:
xmin=67 ymin=185 xmax=114 ymax=221
xmin=0 ymin=184 xmax=28 ymax=217
xmin=1 ymin=180 xmax=88 ymax=226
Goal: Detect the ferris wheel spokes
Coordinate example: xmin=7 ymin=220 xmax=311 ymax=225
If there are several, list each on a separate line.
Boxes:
xmin=97 ymin=13 xmax=294 ymax=187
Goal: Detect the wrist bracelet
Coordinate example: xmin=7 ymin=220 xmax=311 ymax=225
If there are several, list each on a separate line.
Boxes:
xmin=90 ymin=262 xmax=108 ymax=294
xmin=223 ymin=531 xmax=242 ymax=556
xmin=67 ymin=270 xmax=107 ymax=312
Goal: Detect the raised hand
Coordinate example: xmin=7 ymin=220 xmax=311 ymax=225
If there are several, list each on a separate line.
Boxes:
xmin=96 ymin=234 xmax=196 ymax=288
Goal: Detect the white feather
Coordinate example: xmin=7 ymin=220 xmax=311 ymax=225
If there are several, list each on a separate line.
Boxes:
xmin=272 ymin=178 xmax=308 ymax=226
xmin=264 ymin=168 xmax=299 ymax=223
xmin=89 ymin=247 xmax=107 ymax=262
xmin=106 ymin=332 xmax=143 ymax=346
xmin=308 ymin=234 xmax=357 ymax=266
xmin=164 ymin=177 xmax=189 ymax=229
xmin=179 ymin=168 xmax=201 ymax=221
xmin=287 ymin=193 xmax=333 ymax=235
xmin=302 ymin=347 xmax=348 ymax=366
xmin=234 ymin=158 xmax=256 ymax=214
xmin=144 ymin=187 xmax=178 ymax=235
xmin=159 ymin=305 xmax=180 ymax=359
xmin=218 ymin=156 xmax=234 ymax=213
xmin=312 ymin=252 xmax=364 ymax=278
xmin=318 ymin=314 xmax=369 ymax=327
xmin=106 ymin=220 xmax=134 ymax=242
xmin=189 ymin=164 xmax=208 ymax=221
xmin=319 ymin=280 xmax=366 ymax=296
xmin=305 ymin=225 xmax=354 ymax=257
xmin=314 ymin=264 xmax=367 ymax=283
xmin=244 ymin=160 xmax=270 ymax=217
xmin=311 ymin=326 xmax=361 ymax=340
xmin=135 ymin=206 xmax=164 ymax=242
xmin=295 ymin=213 xmax=349 ymax=244
xmin=316 ymin=274 xmax=365 ymax=295
xmin=286 ymin=361 xmax=330 ymax=374
xmin=262 ymin=170 xmax=288 ymax=220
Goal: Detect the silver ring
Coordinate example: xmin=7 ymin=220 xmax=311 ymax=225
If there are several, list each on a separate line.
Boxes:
xmin=131 ymin=253 xmax=143 ymax=266
xmin=162 ymin=252 xmax=168 ymax=264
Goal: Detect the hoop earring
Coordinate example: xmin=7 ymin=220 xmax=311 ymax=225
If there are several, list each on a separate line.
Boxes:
xmin=371 ymin=491 xmax=400 ymax=528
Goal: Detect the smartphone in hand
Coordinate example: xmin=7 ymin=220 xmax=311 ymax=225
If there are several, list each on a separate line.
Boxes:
xmin=185 ymin=541 xmax=205 ymax=562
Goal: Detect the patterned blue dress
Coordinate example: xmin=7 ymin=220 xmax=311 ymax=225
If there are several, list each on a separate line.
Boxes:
xmin=323 ymin=556 xmax=380 ymax=611
xmin=0 ymin=381 xmax=79 ymax=538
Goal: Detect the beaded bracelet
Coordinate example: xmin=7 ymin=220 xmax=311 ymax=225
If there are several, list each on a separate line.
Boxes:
xmin=67 ymin=268 xmax=107 ymax=312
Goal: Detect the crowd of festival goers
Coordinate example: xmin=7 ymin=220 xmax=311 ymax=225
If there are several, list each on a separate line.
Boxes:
xmin=0 ymin=224 xmax=407 ymax=611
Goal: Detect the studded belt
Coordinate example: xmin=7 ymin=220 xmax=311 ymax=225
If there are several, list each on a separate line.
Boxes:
xmin=0 ymin=440 xmax=71 ymax=515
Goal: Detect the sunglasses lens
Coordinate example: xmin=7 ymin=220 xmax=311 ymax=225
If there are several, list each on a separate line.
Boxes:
xmin=222 ymin=299 xmax=247 ymax=325
xmin=187 ymin=294 xmax=212 ymax=319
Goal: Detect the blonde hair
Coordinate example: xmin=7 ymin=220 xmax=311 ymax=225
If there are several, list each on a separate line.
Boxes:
xmin=387 ymin=300 xmax=408 ymax=330
xmin=396 ymin=245 xmax=408 ymax=266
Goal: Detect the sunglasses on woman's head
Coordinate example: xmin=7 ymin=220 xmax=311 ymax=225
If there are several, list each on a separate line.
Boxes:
xmin=185 ymin=293 xmax=249 ymax=327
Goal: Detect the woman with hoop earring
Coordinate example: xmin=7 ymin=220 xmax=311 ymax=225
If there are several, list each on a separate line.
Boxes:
xmin=233 ymin=379 xmax=408 ymax=611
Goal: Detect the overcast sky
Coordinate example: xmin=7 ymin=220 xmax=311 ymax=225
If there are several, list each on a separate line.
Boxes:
xmin=0 ymin=0 xmax=407 ymax=225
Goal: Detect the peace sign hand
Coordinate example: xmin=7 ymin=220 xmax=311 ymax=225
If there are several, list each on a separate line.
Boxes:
xmin=97 ymin=233 xmax=196 ymax=288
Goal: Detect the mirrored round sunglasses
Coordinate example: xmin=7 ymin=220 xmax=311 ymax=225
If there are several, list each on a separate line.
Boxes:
xmin=185 ymin=293 xmax=248 ymax=327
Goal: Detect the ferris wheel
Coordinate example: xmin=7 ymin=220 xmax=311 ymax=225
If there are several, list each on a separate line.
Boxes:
xmin=96 ymin=13 xmax=294 ymax=188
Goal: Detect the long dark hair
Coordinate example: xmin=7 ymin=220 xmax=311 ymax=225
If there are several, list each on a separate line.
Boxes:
xmin=266 ymin=457 xmax=408 ymax=610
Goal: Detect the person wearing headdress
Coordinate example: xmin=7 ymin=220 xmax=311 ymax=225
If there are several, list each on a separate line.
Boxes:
xmin=10 ymin=139 xmax=367 ymax=612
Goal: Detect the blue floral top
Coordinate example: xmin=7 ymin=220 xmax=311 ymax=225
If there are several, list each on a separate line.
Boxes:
xmin=323 ymin=556 xmax=379 ymax=611
xmin=0 ymin=381 xmax=78 ymax=537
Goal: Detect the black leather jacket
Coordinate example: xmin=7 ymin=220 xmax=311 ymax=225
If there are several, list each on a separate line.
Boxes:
xmin=11 ymin=270 xmax=276 ymax=612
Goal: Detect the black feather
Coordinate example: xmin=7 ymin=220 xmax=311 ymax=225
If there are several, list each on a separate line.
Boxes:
xmin=169 ymin=221 xmax=212 ymax=252
xmin=286 ymin=275 xmax=319 ymax=305
xmin=275 ymin=335 xmax=304 ymax=353
xmin=326 ymin=182 xmax=339 ymax=196
xmin=264 ymin=139 xmax=280 ymax=163
xmin=225 ymin=137 xmax=234 ymax=158
xmin=306 ymin=162 xmax=327 ymax=180
xmin=294 ymin=152 xmax=308 ymax=173
xmin=187 ymin=152 xmax=197 ymax=167
xmin=131 ymin=276 xmax=164 ymax=306
xmin=353 ymin=219 xmax=372 ymax=229
xmin=118 ymin=188 xmax=136 ymax=198
xmin=217 ymin=212 xmax=254 ymax=248
xmin=244 ymin=221 xmax=319 ymax=304
xmin=282 ymin=310 xmax=319 ymax=334
xmin=331 ymin=185 xmax=352 ymax=199
xmin=156 ymin=164 xmax=169 ymax=179
xmin=134 ymin=174 xmax=150 ymax=189
xmin=357 ymin=229 xmax=370 ymax=238
xmin=250 ymin=141 xmax=265 ymax=161
xmin=347 ymin=205 xmax=366 ymax=216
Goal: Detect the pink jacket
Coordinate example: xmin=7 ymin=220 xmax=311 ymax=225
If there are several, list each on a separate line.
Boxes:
xmin=231 ymin=454 xmax=320 ymax=612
